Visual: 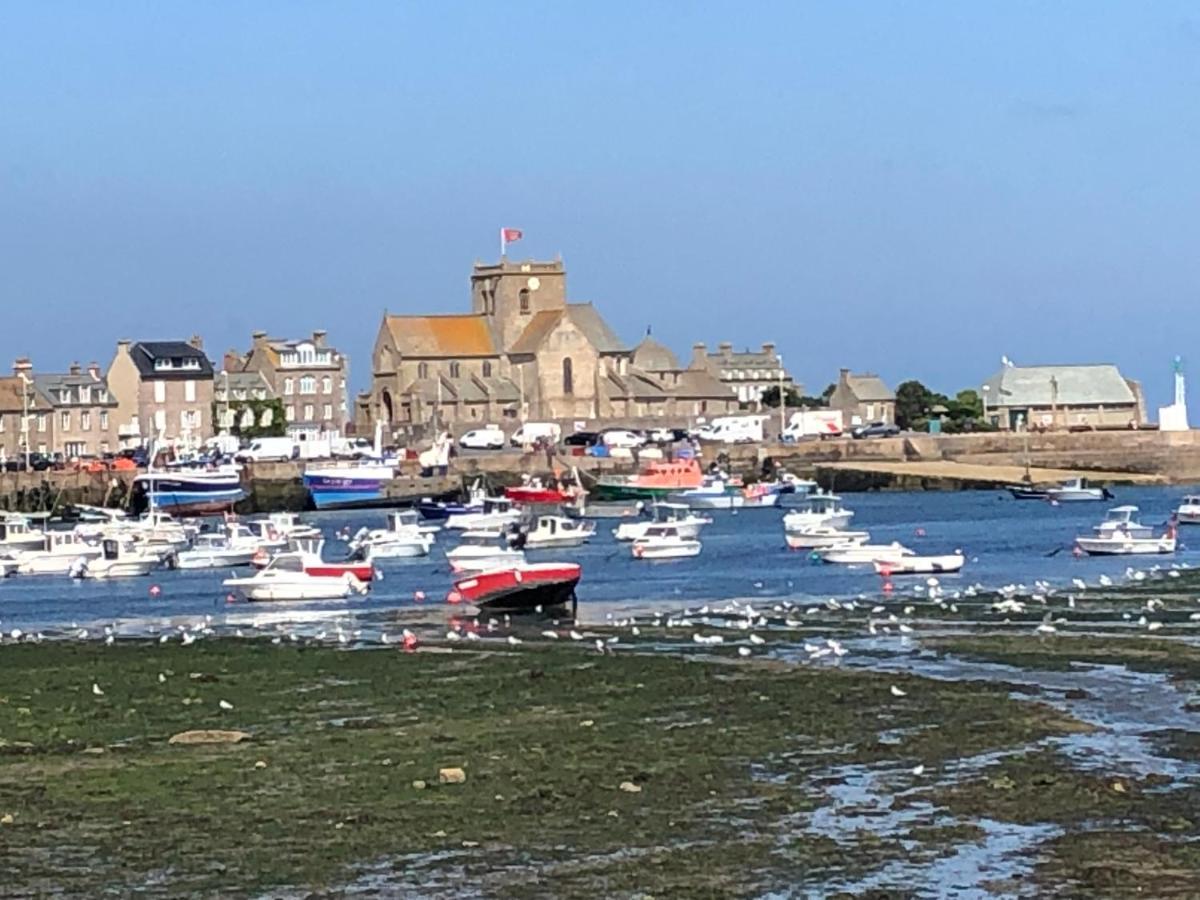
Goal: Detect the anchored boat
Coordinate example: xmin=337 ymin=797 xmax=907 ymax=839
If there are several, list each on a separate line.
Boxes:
xmin=453 ymin=563 xmax=581 ymax=613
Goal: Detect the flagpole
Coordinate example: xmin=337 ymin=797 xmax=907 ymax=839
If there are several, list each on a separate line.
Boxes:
xmin=499 ymin=227 xmax=505 ymax=260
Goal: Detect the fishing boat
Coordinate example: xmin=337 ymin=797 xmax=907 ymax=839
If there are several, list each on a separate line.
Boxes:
xmin=784 ymin=526 xmax=870 ymax=550
xmin=69 ymin=538 xmax=161 ymax=579
xmin=589 ymin=458 xmax=705 ymax=502
xmin=175 ymin=533 xmax=258 ymax=570
xmin=776 ymin=472 xmax=817 ymax=502
xmin=782 ymin=493 xmax=854 ymax=531
xmin=1006 ymin=483 xmax=1050 ymax=500
xmin=223 ymin=552 xmax=369 ymax=601
xmin=516 ymin=515 xmax=595 ymax=550
xmin=1177 ymin=495 xmax=1200 ymax=525
xmin=874 ymin=554 xmax=966 ymax=575
xmin=418 ymin=481 xmax=486 ymax=522
xmin=452 ymin=563 xmax=581 ymax=613
xmin=613 ymin=503 xmax=711 ymax=541
xmin=445 ymin=497 xmax=521 ymax=532
xmin=349 ymin=510 xmax=437 ymax=560
xmin=1075 ymin=506 xmax=1176 ymax=556
xmin=13 ymin=531 xmax=102 ymax=575
xmin=132 ymin=465 xmax=246 ymax=515
xmin=302 ymin=460 xmax=398 ymax=510
xmin=0 ymin=514 xmax=48 ymax=553
xmin=1046 ymin=478 xmax=1112 ymax=503
xmin=567 ymin=498 xmax=644 ymax=519
xmin=504 ymin=476 xmax=577 ymax=506
xmin=632 ymin=525 xmax=702 ymax=559
xmin=445 ymin=531 xmax=526 ymax=573
xmin=819 ymin=542 xmax=915 ymax=565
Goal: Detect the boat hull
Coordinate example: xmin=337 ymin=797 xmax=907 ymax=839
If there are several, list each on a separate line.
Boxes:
xmin=1048 ymin=489 xmax=1109 ymax=502
xmin=175 ymin=549 xmax=258 ymax=570
xmin=632 ymin=541 xmax=702 ymax=559
xmin=1075 ymin=537 xmax=1176 ymax=556
xmin=784 ymin=530 xmax=868 ymax=550
xmin=874 ymin=555 xmax=965 ymax=575
xmin=453 ymin=564 xmax=581 ymax=613
xmin=1007 ymin=486 xmax=1049 ymax=500
xmin=303 ymin=466 xmax=396 ymax=510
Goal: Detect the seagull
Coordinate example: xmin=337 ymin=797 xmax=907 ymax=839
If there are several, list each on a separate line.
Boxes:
xmin=912 ymin=764 xmax=925 ymax=776
xmin=541 ymin=630 xmax=559 ymax=640
xmin=749 ymin=634 xmax=765 ymax=645
xmin=507 ymin=635 xmax=523 ymax=645
xmin=180 ymin=631 xmax=196 ymax=646
xmin=738 ymin=646 xmax=752 ymax=657
xmin=92 ymin=683 xmax=104 ymax=696
xmin=569 ymin=630 xmax=584 ymax=641
xmin=890 ymin=685 xmax=907 ymax=698
xmin=219 ymin=700 xmax=234 ymax=710
xmin=158 ymin=673 xmax=167 ymax=683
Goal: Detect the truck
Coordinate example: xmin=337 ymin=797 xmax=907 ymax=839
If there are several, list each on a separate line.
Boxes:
xmin=781 ymin=410 xmax=844 ymax=442
xmin=696 ymin=415 xmax=767 ymax=444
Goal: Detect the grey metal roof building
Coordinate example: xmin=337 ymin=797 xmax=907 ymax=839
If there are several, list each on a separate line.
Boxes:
xmin=982 ymin=364 xmax=1144 ymax=430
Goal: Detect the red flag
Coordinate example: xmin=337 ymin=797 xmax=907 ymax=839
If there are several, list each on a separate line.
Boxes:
xmin=501 ymin=228 xmax=523 ymax=243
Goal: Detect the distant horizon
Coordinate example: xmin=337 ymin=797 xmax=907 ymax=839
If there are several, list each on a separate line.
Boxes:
xmin=2 ymin=2 xmax=1196 ymax=420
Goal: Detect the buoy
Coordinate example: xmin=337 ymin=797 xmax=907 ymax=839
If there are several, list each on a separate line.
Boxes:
xmin=225 ymin=593 xmax=237 ymax=604
xmin=402 ymin=630 xmax=418 ymax=652
xmin=413 ymin=590 xmax=426 ymax=603
xmin=882 ymin=581 xmax=894 ymax=594
xmin=446 ymin=590 xmax=463 ymax=605
xmin=149 ymin=584 xmax=162 ymax=598
xmin=915 ymin=527 xmax=926 ymax=537
xmin=1072 ymin=545 xmax=1083 ymax=558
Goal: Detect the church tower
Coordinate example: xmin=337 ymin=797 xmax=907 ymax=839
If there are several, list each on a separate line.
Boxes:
xmin=470 ymin=258 xmax=568 ymax=351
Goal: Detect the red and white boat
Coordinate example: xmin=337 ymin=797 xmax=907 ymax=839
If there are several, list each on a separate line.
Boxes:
xmin=504 ymin=477 xmax=577 ymax=506
xmin=453 ymin=563 xmax=581 ymax=613
xmin=252 ymin=539 xmax=375 ymax=583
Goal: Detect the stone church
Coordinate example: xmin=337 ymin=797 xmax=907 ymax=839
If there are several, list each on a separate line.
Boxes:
xmin=360 ymin=257 xmax=736 ymax=438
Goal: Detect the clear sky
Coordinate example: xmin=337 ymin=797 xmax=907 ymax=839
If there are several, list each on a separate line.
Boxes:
xmin=2 ymin=2 xmax=1198 ymax=413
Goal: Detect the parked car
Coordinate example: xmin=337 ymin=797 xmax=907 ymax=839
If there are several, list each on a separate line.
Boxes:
xmin=647 ymin=427 xmax=689 ymax=444
xmin=851 ymin=421 xmax=901 ymax=439
xmin=459 ymin=427 xmax=506 ymax=450
xmin=600 ymin=429 xmax=646 ymax=449
xmin=562 ymin=431 xmax=600 ymax=447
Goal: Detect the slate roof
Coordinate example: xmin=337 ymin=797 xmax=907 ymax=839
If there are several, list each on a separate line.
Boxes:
xmin=509 ymin=304 xmax=627 ymax=356
xmin=400 ymin=376 xmax=520 ymax=404
xmin=385 ymin=315 xmax=497 ymax=357
xmin=32 ymin=373 xmax=117 ymax=407
xmin=631 ymin=334 xmax=680 ymax=371
xmin=215 ymin=371 xmax=275 ymax=399
xmin=843 ymin=373 xmax=894 ymax=402
xmin=983 ymin=365 xmax=1137 ymax=407
xmin=131 ymin=342 xmax=214 ymax=378
xmin=0 ymin=376 xmax=43 ymax=413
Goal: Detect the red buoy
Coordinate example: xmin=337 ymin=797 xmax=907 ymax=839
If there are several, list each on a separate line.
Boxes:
xmin=413 ymin=590 xmax=426 ymax=603
xmin=149 ymin=584 xmax=162 ymax=598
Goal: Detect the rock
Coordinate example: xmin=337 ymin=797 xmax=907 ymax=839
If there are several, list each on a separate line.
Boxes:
xmin=438 ymin=767 xmax=466 ymax=785
xmin=619 ymin=781 xmax=643 ymax=794
xmin=1111 ymin=780 xmax=1127 ymax=793
xmin=1063 ymin=688 xmax=1090 ymax=701
xmin=81 ymin=747 xmax=107 ymax=755
xmin=254 ymin=760 xmax=268 ymax=769
xmin=579 ymin=719 xmax=595 ymax=728
xmin=168 ymin=729 xmax=251 ymax=745
xmin=412 ymin=780 xmax=427 ymax=790
xmin=0 ymin=813 xmax=13 ymax=825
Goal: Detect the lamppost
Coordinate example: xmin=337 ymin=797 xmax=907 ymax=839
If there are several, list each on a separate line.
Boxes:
xmin=981 ymin=385 xmax=990 ymax=427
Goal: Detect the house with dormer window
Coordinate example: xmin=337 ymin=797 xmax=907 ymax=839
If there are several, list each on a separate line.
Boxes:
xmin=226 ymin=330 xmax=348 ymax=438
xmin=106 ymin=337 xmax=215 ymax=448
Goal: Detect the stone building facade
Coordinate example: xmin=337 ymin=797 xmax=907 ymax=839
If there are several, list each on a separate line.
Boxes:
xmin=230 ymin=330 xmax=348 ymax=438
xmin=828 ymin=369 xmax=897 ymax=426
xmin=0 ymin=360 xmax=119 ymax=461
xmin=982 ymin=364 xmax=1146 ymax=431
xmin=690 ymin=341 xmax=796 ymax=406
xmin=106 ymin=338 xmax=215 ymax=449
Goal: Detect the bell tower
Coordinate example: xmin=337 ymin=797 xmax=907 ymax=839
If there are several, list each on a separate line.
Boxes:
xmin=471 ymin=258 xmax=568 ymax=351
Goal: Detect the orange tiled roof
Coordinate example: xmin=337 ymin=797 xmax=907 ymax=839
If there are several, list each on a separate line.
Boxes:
xmin=385 ymin=314 xmax=496 ymax=357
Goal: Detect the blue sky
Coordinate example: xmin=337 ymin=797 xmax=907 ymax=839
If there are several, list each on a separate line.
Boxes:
xmin=2 ymin=2 xmax=1198 ymax=413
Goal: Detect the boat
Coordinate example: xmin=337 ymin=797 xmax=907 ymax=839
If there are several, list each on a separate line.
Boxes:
xmin=873 ymin=554 xmax=966 ymax=575
xmin=613 ymin=503 xmax=711 ymax=541
xmin=590 ymin=458 xmax=705 ymax=502
xmin=69 ymin=538 xmax=161 ymax=579
xmin=445 ymin=497 xmax=521 ymax=531
xmin=504 ymin=477 xmax=577 ymax=506
xmin=445 ymin=531 xmax=526 ymax=573
xmin=515 ymin=515 xmax=595 ymax=550
xmin=0 ymin=514 xmax=48 ymax=553
xmin=452 ymin=563 xmax=582 ymax=613
xmin=784 ymin=527 xmax=870 ymax=550
xmin=302 ymin=460 xmax=398 ymax=510
xmin=1177 ymin=495 xmax=1200 ymax=525
xmin=0 ymin=557 xmax=18 ymax=578
xmin=280 ymin=539 xmax=376 ymax=582
xmin=132 ymin=465 xmax=246 ymax=515
xmin=223 ymin=552 xmax=369 ymax=601
xmin=1075 ymin=506 xmax=1176 ymax=556
xmin=260 ymin=512 xmax=322 ymax=541
xmin=349 ymin=510 xmax=437 ymax=559
xmin=819 ymin=542 xmax=915 ymax=565
xmin=175 ymin=533 xmax=258 ymax=570
xmin=13 ymin=531 xmax=102 ymax=575
xmin=1046 ymin=478 xmax=1113 ymax=503
xmin=418 ymin=480 xmax=486 ymax=522
xmin=670 ymin=474 xmax=779 ymax=510
xmin=567 ymin=498 xmax=644 ymax=519
xmin=1006 ymin=483 xmax=1050 ymax=500
xmin=632 ymin=525 xmax=702 ymax=560
xmin=782 ymin=493 xmax=854 ymax=531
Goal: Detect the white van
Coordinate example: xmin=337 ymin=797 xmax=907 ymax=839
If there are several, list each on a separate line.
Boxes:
xmin=697 ymin=416 xmax=766 ymax=444
xmin=510 ymin=422 xmax=562 ymax=447
xmin=234 ymin=437 xmax=298 ymax=462
xmin=782 ymin=410 xmax=844 ymax=442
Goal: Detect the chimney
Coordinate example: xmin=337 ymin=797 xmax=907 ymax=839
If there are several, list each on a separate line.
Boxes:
xmin=12 ymin=357 xmax=32 ymax=377
xmin=87 ymin=361 xmax=101 ymax=381
xmin=718 ymin=341 xmax=733 ymax=359
xmin=252 ymin=330 xmax=268 ymax=342
xmin=839 ymin=368 xmax=851 ymax=386
xmin=223 ymin=351 xmax=244 ymax=373
xmin=117 ymin=339 xmax=131 ymax=353
xmin=68 ymin=361 xmax=81 ymax=376
xmin=690 ymin=342 xmax=708 ymax=369
xmin=187 ymin=334 xmax=204 ymax=351
xmin=312 ymin=329 xmax=327 ymax=348
xmin=762 ymin=341 xmax=776 ymax=357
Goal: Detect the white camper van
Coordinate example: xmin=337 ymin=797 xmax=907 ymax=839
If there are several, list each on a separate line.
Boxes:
xmin=510 ymin=422 xmax=562 ymax=447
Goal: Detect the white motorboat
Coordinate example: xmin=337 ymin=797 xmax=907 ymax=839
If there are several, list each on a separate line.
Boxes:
xmin=783 ymin=493 xmax=854 ymax=532
xmin=613 ymin=503 xmax=711 ymax=541
xmin=223 ymin=552 xmax=368 ymax=601
xmin=176 ymin=533 xmax=258 ymax=570
xmin=239 ymin=519 xmax=291 ymax=553
xmin=873 ymin=554 xmax=966 ymax=575
xmin=516 ymin=515 xmax=595 ymax=550
xmin=1076 ymin=507 xmax=1175 ymax=556
xmin=445 ymin=531 xmax=526 ymax=573
xmin=70 ymin=538 xmax=161 ymax=579
xmin=445 ymin=497 xmax=521 ymax=532
xmin=819 ymin=542 xmax=915 ymax=565
xmin=1046 ymin=478 xmax=1113 ymax=503
xmin=262 ymin=512 xmax=323 ymax=541
xmin=784 ymin=527 xmax=869 ymax=550
xmin=0 ymin=514 xmax=48 ymax=553
xmin=350 ymin=510 xmax=437 ymax=560
xmin=632 ymin=525 xmax=702 ymax=560
xmin=1176 ymin=495 xmax=1200 ymax=525
xmin=13 ymin=531 xmax=102 ymax=575
xmin=0 ymin=557 xmax=17 ymax=578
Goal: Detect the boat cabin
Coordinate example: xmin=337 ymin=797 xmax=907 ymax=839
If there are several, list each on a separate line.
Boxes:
xmin=387 ymin=510 xmax=422 ymax=531
xmin=641 ymin=525 xmax=682 ymax=540
xmin=801 ymin=493 xmax=846 ymax=513
xmin=0 ymin=516 xmax=35 ymax=542
xmin=1095 ymin=506 xmax=1153 ymax=537
xmin=262 ymin=553 xmax=305 ymax=575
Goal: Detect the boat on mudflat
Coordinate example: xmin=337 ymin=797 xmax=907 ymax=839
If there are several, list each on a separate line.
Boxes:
xmin=874 ymin=554 xmax=965 ymax=575
xmin=452 ymin=563 xmax=581 ymax=613
xmin=303 ymin=461 xmax=398 ymax=510
xmin=1074 ymin=506 xmax=1176 ymax=556
xmin=133 ymin=466 xmax=246 ymax=515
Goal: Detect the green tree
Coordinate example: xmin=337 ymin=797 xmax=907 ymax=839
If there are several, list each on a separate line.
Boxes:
xmin=894 ymin=380 xmax=944 ymax=430
xmin=758 ymin=386 xmax=803 ymax=408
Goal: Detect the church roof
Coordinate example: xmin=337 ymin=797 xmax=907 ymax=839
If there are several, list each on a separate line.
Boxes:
xmin=674 ymin=368 xmax=736 ymax=400
xmin=385 ymin=314 xmax=497 ymax=357
xmin=632 ymin=334 xmax=680 ymax=371
xmin=509 ymin=303 xmax=626 ymax=356
xmin=399 ymin=375 xmax=519 ymax=404
xmin=603 ymin=368 xmax=671 ymax=401
xmin=509 ymin=310 xmax=562 ymax=355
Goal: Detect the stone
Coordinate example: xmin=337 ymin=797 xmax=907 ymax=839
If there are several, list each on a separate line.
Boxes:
xmin=254 ymin=760 xmax=268 ymax=769
xmin=0 ymin=813 xmax=13 ymax=825
xmin=438 ymin=767 xmax=466 ymax=785
xmin=168 ymin=729 xmax=251 ymax=745
xmin=412 ymin=780 xmax=427 ymax=790
xmin=618 ymin=781 xmax=642 ymax=794
xmin=579 ymin=719 xmax=595 ymax=727
xmin=81 ymin=747 xmax=107 ymax=755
